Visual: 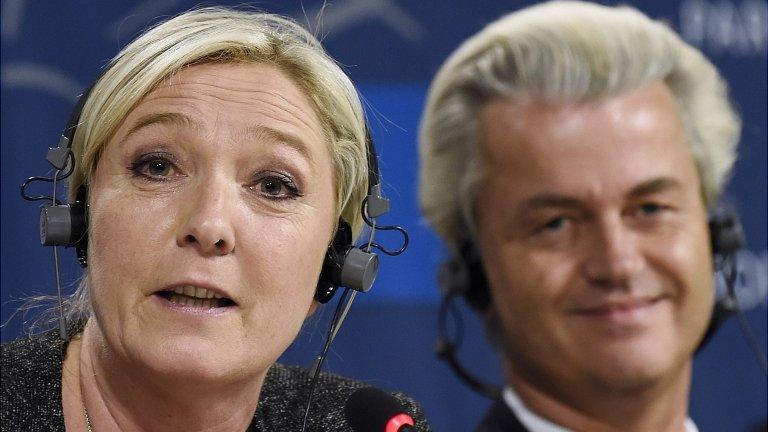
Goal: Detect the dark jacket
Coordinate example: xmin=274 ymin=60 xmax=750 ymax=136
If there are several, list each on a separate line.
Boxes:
xmin=476 ymin=396 xmax=529 ymax=432
xmin=1 ymin=329 xmax=430 ymax=431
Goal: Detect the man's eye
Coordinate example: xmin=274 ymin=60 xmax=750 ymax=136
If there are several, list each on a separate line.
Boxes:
xmin=541 ymin=217 xmax=567 ymax=232
xmin=639 ymin=203 xmax=664 ymax=216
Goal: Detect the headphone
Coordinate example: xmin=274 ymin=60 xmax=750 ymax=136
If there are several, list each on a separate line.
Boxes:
xmin=434 ymin=206 xmax=757 ymax=398
xmin=22 ymin=73 xmax=409 ymax=312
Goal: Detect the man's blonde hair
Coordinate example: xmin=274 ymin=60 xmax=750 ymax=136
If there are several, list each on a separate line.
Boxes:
xmin=419 ymin=0 xmax=740 ymax=249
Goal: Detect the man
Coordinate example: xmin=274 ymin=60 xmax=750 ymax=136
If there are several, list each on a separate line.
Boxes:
xmin=419 ymin=1 xmax=741 ymax=431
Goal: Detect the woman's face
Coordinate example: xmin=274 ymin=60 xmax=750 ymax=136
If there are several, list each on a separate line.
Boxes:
xmin=87 ymin=62 xmax=336 ymax=382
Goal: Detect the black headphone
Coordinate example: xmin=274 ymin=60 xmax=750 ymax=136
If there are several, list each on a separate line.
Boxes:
xmin=22 ymin=76 xmax=409 ymax=305
xmin=435 ymin=207 xmax=750 ymax=398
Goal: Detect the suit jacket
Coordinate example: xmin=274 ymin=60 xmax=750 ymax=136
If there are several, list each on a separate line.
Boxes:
xmin=476 ymin=396 xmax=530 ymax=432
xmin=1 ymin=327 xmax=429 ymax=431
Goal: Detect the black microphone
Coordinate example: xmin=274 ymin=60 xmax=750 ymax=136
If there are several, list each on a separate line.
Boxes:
xmin=344 ymin=387 xmax=416 ymax=432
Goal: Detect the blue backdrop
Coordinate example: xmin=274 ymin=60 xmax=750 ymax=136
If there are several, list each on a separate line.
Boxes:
xmin=2 ymin=1 xmax=766 ymax=431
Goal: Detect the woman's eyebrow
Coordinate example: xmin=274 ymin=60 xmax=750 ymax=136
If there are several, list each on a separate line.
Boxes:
xmin=121 ymin=112 xmax=198 ymax=144
xmin=241 ymin=124 xmax=313 ymax=163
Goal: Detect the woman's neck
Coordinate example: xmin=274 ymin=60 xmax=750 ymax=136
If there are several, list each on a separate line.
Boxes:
xmin=63 ymin=320 xmax=265 ymax=432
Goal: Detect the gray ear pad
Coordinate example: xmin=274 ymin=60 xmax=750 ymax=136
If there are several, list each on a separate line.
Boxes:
xmin=315 ymin=220 xmax=379 ymax=303
xmin=340 ymin=248 xmax=379 ymax=293
xmin=39 ymin=186 xmax=88 ymax=267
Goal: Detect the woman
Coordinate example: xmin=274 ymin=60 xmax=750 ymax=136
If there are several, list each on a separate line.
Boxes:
xmin=1 ymin=7 xmax=427 ymax=431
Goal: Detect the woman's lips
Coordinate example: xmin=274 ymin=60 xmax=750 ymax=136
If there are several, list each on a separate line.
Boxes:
xmin=152 ymin=284 xmax=237 ymax=316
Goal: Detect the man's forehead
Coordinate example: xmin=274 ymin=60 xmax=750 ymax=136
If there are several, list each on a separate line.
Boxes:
xmin=478 ymin=81 xmax=683 ymax=157
xmin=475 ymin=81 xmax=703 ymax=206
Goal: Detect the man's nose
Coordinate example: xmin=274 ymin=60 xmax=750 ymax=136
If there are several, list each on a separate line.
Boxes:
xmin=582 ymin=214 xmax=645 ymax=288
xmin=176 ymin=180 xmax=236 ymax=256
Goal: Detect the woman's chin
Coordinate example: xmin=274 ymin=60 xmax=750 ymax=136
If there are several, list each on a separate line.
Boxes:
xmin=126 ymin=335 xmax=267 ymax=386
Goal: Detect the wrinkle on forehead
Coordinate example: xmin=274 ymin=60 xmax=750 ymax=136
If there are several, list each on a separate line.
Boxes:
xmin=146 ymin=63 xmax=325 ymax=145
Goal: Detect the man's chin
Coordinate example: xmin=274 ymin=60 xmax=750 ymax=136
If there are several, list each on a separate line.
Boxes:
xmin=582 ymin=345 xmax=690 ymax=393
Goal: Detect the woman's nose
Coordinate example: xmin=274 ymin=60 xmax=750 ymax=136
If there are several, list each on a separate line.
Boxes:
xmin=176 ymin=181 xmax=236 ymax=256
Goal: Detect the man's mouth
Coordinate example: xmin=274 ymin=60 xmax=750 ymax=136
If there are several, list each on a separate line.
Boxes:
xmin=569 ymin=296 xmax=664 ymax=327
xmin=155 ymin=285 xmax=236 ymax=308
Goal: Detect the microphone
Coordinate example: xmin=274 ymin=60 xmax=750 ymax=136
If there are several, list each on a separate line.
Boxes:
xmin=344 ymin=387 xmax=416 ymax=432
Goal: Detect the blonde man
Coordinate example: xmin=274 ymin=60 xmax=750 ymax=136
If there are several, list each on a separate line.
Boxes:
xmin=420 ymin=1 xmax=740 ymax=431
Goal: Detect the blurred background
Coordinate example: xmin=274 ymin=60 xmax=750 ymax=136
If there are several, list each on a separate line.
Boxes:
xmin=1 ymin=0 xmax=765 ymax=430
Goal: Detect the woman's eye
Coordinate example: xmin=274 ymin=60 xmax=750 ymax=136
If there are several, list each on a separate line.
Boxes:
xmin=147 ymin=160 xmax=171 ymax=177
xmin=261 ymin=177 xmax=285 ymax=196
xmin=253 ymin=174 xmax=301 ymax=200
xmin=129 ymin=154 xmax=178 ymax=180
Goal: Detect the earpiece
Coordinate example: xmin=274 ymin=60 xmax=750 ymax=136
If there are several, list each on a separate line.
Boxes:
xmin=315 ymin=219 xmax=380 ymax=303
xmin=23 ymin=83 xmax=93 ymax=268
xmin=39 ymin=185 xmax=88 ymax=267
xmin=437 ymin=241 xmax=489 ymax=310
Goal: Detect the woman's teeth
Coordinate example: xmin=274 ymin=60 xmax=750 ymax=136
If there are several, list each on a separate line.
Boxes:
xmin=172 ymin=285 xmax=222 ymax=299
xmin=166 ymin=285 xmax=229 ymax=308
xmin=168 ymin=294 xmax=222 ymax=308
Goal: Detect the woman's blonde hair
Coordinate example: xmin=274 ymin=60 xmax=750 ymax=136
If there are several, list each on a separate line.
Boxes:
xmin=419 ymin=0 xmax=741 ymax=249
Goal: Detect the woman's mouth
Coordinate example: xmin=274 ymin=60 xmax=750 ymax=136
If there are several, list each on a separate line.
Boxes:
xmin=155 ymin=285 xmax=236 ymax=309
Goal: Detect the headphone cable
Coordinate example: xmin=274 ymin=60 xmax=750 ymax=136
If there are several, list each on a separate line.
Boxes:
xmin=50 ymin=168 xmax=68 ymax=340
xmin=724 ymin=253 xmax=768 ymax=375
xmin=435 ymin=293 xmax=501 ymax=399
xmin=301 ymin=287 xmax=352 ymax=432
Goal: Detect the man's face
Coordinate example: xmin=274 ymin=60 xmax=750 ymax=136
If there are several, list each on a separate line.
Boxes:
xmin=475 ymin=82 xmax=714 ymax=397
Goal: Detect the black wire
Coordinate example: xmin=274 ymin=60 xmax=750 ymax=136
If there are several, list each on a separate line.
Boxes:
xmin=20 ymin=152 xmax=75 ymax=204
xmin=724 ymin=254 xmax=768 ymax=375
xmin=438 ymin=292 xmax=465 ymax=349
xmin=300 ymin=287 xmax=351 ymax=432
xmin=435 ymin=293 xmax=500 ymax=399
xmin=360 ymin=196 xmax=409 ymax=256
xmin=20 ymin=176 xmax=63 ymax=204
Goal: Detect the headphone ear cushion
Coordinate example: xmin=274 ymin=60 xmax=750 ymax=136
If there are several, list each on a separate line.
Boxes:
xmin=38 ymin=191 xmax=87 ymax=252
xmin=315 ymin=220 xmax=353 ymax=303
xmin=709 ymin=207 xmax=745 ymax=256
xmin=438 ymin=242 xmax=491 ymax=310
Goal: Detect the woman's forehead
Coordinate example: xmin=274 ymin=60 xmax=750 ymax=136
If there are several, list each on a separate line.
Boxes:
xmin=113 ymin=63 xmax=328 ymax=154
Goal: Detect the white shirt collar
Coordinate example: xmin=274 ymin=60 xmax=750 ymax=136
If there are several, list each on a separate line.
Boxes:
xmin=502 ymin=387 xmax=699 ymax=432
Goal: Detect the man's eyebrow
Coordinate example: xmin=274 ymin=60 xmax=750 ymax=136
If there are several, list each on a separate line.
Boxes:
xmin=516 ymin=178 xmax=684 ymax=213
xmin=242 ymin=125 xmax=313 ymax=162
xmin=518 ymin=194 xmax=583 ymax=213
xmin=628 ymin=177 xmax=684 ymax=198
xmin=122 ymin=112 xmax=198 ymax=142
